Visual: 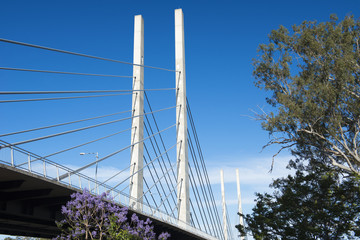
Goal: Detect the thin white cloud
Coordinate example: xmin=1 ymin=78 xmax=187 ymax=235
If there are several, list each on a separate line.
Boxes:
xmin=204 ymin=153 xmax=296 ymax=233
xmin=207 ymin=155 xmax=294 ymax=185
xmin=215 ymin=197 xmax=255 ymax=206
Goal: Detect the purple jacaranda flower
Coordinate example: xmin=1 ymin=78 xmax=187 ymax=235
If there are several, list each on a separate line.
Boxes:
xmin=54 ymin=189 xmax=170 ymax=240
xmin=158 ymin=232 xmax=171 ymax=240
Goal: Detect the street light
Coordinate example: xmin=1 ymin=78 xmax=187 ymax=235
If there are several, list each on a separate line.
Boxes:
xmin=80 ymin=152 xmax=99 ymax=194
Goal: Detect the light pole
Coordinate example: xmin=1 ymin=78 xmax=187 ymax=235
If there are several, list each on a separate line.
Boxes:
xmin=80 ymin=152 xmax=99 ymax=194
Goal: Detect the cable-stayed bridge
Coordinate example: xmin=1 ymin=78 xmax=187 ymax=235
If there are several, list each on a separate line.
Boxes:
xmin=0 ymin=9 xmax=235 ymax=240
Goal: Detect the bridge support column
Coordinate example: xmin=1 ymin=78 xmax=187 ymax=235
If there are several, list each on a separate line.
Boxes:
xmin=175 ymin=8 xmax=190 ymax=224
xmin=236 ymin=168 xmax=246 ymax=240
xmin=221 ymin=169 xmax=228 ymax=240
xmin=129 ymin=14 xmax=144 ymax=211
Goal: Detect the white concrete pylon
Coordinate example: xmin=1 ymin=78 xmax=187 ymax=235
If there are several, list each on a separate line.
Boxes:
xmin=129 ymin=14 xmax=144 ymax=211
xmin=175 ymin=8 xmax=190 ymax=224
xmin=220 ymin=169 xmax=228 ymax=240
xmin=236 ymin=168 xmax=246 ymax=240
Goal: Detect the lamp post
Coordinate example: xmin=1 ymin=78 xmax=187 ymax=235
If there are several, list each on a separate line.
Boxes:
xmin=80 ymin=152 xmax=99 ymax=194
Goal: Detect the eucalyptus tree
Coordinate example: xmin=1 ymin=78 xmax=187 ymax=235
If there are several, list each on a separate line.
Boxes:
xmin=253 ymin=15 xmax=360 ymax=174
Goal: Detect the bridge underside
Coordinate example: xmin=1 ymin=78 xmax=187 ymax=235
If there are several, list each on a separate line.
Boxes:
xmin=0 ymin=164 xmax=207 ymax=239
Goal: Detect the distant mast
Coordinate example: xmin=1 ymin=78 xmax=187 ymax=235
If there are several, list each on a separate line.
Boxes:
xmin=220 ymin=169 xmax=228 ymax=240
xmin=236 ymin=168 xmax=246 ymax=240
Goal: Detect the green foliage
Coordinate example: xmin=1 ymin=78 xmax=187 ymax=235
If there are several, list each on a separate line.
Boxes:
xmin=237 ymin=162 xmax=360 ymax=239
xmin=253 ymin=15 xmax=360 ymax=174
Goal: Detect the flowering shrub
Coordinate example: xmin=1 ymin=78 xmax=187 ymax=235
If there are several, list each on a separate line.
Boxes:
xmin=109 ymin=213 xmax=156 ymax=240
xmin=54 ymin=190 xmax=170 ymax=240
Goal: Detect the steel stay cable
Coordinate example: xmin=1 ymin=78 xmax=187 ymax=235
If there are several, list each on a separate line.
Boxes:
xmin=188 ymin=129 xmax=224 ymax=239
xmin=15 ymin=127 xmax=133 ymax=168
xmin=128 ymin=156 xmax=137 ymax=199
xmin=166 ymin=152 xmax=183 ymax=220
xmin=118 ymin=181 xmax=130 ymax=194
xmin=143 ymin=177 xmax=161 ymax=211
xmin=144 ymin=174 xmax=175 ymax=219
xmin=58 ymin=123 xmax=176 ymax=180
xmin=189 ymin=199 xmax=202 ymax=231
xmin=109 ymin=144 xmax=176 ymax=227
xmin=0 ymin=38 xmax=177 ymax=72
xmin=190 ymin=214 xmax=195 ymax=228
xmin=143 ymin=177 xmax=174 ymax=220
xmin=188 ymin=128 xmax=220 ymax=233
xmin=188 ymin=164 xmax=211 ymax=235
xmin=189 ymin=212 xmax=195 ymax=229
xmin=143 ymin=190 xmax=153 ymax=216
xmin=109 ymin=141 xmax=178 ymax=191
xmin=175 ymin=170 xmax=183 ymax=216
xmin=143 ymin=117 xmax=178 ymax=207
xmin=143 ymin=109 xmax=176 ymax=185
xmin=189 ymin=142 xmax=220 ymax=239
xmin=0 ymin=88 xmax=176 ymax=95
xmin=144 ymin=112 xmax=174 ymax=183
xmin=176 ymin=172 xmax=200 ymax=233
xmin=137 ymin=160 xmax=177 ymax=202
xmin=169 ymin=199 xmax=179 ymax=220
xmin=143 ymin=92 xmax=180 ymax=213
xmin=142 ymin=143 xmax=171 ymax=215
xmin=143 ymin=152 xmax=170 ymax=216
xmin=192 ymin=143 xmax=225 ymax=237
xmin=225 ymin=204 xmax=235 ymax=239
xmin=143 ymin=94 xmax=181 ymax=221
xmin=141 ymin=97 xmax=179 ymax=212
xmin=0 ymin=110 xmax=132 ymax=137
xmin=189 ymin=128 xmax=224 ymax=239
xmin=0 ymin=93 xmax=132 ymax=103
xmin=91 ymin=163 xmax=134 ymax=192
xmin=144 ymin=92 xmax=177 ymax=181
xmin=0 ymin=106 xmax=177 ymax=149
xmin=154 ymin=178 xmax=182 ymax=215
xmin=122 ymin=147 xmax=174 ymax=217
xmin=187 ymin=99 xmax=225 ymax=238
xmin=0 ymin=67 xmax=132 ymax=78
xmin=189 ymin=162 xmax=214 ymax=237
xmin=188 ymin=130 xmax=222 ymax=238
xmin=110 ymin=180 xmax=175 ymax=223
xmin=144 ymin=179 xmax=176 ymax=221
xmin=143 ymin=130 xmax=178 ymax=208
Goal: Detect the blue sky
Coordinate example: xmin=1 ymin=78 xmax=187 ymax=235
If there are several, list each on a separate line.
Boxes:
xmin=1 ymin=0 xmax=359 ymax=239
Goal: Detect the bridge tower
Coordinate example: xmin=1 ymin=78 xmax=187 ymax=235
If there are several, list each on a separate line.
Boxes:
xmin=175 ymin=8 xmax=190 ymax=224
xmin=237 ymin=168 xmax=246 ymax=240
xmin=221 ymin=169 xmax=228 ymax=240
xmin=129 ymin=14 xmax=145 ymax=211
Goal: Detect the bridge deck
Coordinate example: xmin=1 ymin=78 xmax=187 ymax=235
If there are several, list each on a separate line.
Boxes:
xmin=0 ymin=164 xmax=209 ymax=239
